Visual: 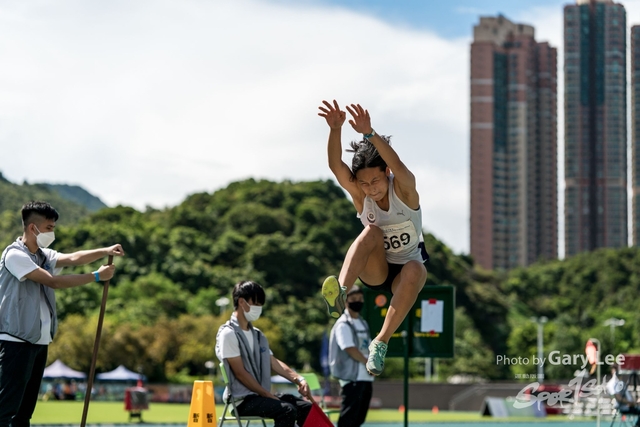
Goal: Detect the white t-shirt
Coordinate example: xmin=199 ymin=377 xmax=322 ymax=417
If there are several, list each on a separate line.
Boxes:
xmin=0 ymin=247 xmax=60 ymax=345
xmin=215 ymin=323 xmax=272 ymax=405
xmin=334 ymin=316 xmax=373 ymax=384
xmin=217 ymin=327 xmax=255 ymax=359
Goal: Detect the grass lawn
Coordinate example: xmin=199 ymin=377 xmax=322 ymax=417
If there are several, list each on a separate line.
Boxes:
xmin=31 ymin=401 xmax=570 ymax=424
xmin=32 ymin=402 xmax=190 ymax=424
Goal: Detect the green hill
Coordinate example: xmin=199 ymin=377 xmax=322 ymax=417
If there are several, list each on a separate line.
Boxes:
xmin=0 ymin=172 xmax=94 ymax=247
xmin=42 ymin=183 xmax=107 ymax=212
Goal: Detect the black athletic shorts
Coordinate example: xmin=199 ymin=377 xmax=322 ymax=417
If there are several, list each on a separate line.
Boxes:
xmin=360 ymin=245 xmax=429 ymax=295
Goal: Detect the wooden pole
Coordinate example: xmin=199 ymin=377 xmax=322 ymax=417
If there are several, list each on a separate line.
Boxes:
xmin=80 ymin=255 xmax=113 ymax=427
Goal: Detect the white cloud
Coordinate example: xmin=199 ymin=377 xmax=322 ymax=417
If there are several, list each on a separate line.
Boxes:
xmin=0 ymin=0 xmax=472 ymax=253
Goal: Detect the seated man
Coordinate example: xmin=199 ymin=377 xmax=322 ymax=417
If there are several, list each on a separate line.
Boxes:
xmin=215 ymin=280 xmax=312 ymax=427
xmin=606 ymin=365 xmax=640 ymax=426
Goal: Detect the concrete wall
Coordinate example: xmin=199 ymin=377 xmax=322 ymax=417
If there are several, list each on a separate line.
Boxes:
xmin=371 ymin=381 xmax=528 ymax=411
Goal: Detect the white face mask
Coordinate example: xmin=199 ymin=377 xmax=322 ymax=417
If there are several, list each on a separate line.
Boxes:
xmin=243 ymin=303 xmax=262 ymax=322
xmin=34 ymin=226 xmax=55 ymax=249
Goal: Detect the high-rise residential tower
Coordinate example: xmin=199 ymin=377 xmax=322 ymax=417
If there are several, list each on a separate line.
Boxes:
xmin=632 ymin=25 xmax=640 ymax=246
xmin=564 ymin=0 xmax=627 ymax=256
xmin=470 ymin=15 xmax=557 ymax=270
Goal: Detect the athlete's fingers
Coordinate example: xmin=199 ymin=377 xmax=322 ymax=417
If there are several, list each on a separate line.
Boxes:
xmin=345 ymin=104 xmax=356 ymax=117
xmin=322 ymin=100 xmax=334 ymax=110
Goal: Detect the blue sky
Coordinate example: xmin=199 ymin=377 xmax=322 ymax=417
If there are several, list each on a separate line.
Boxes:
xmin=1 ymin=0 xmax=638 ymax=255
xmin=287 ymin=0 xmax=569 ymax=37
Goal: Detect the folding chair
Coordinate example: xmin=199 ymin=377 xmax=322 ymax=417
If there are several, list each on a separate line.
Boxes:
xmin=609 ymin=406 xmax=639 ymax=427
xmin=300 ymin=372 xmax=340 ymax=417
xmin=218 ymin=362 xmax=268 ymax=427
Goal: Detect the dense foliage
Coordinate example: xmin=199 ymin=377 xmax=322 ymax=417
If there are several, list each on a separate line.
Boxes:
xmin=1 ymin=177 xmax=498 ymax=381
xmin=9 ymin=179 xmax=366 ymax=380
xmin=4 ymin=175 xmax=639 ymax=384
xmin=502 ymin=248 xmax=640 ymax=380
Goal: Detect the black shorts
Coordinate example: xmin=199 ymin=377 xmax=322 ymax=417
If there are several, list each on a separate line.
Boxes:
xmin=360 ymin=263 xmax=404 ymax=294
xmin=360 ymin=249 xmax=429 ymax=295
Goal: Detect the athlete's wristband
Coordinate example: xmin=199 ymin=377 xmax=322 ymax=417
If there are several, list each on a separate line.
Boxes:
xmin=363 ymin=129 xmax=376 ymax=139
xmin=93 ymin=271 xmax=100 ymax=282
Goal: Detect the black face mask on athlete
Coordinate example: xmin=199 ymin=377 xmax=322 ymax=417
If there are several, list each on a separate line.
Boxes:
xmin=348 ymin=301 xmax=364 ymax=313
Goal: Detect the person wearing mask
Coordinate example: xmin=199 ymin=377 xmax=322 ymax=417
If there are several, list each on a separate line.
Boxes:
xmin=329 ymin=285 xmax=374 ymax=427
xmin=0 ymin=201 xmax=124 ymax=427
xmin=215 ymin=280 xmax=312 ymax=427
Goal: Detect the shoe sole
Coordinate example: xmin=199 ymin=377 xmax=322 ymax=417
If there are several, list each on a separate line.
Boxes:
xmin=322 ymin=276 xmax=344 ymax=319
xmin=366 ymin=367 xmax=382 ymax=376
xmin=366 ymin=362 xmax=383 ymax=376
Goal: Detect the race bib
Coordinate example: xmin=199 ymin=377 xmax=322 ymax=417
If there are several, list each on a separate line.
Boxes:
xmin=380 ymin=220 xmax=419 ymax=254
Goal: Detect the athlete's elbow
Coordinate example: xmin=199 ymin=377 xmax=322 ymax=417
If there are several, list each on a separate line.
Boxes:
xmin=40 ymin=279 xmax=60 ymax=289
xmin=40 ymin=277 xmax=61 ymax=289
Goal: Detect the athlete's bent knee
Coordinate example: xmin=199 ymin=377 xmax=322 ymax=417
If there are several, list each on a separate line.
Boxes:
xmin=402 ymin=261 xmax=427 ymax=285
xmin=358 ymin=225 xmax=383 ymax=244
xmin=363 ymin=224 xmax=383 ymax=237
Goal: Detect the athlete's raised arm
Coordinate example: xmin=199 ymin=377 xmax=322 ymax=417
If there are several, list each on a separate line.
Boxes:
xmin=346 ymin=103 xmax=419 ymax=209
xmin=318 ymin=100 xmax=363 ymax=205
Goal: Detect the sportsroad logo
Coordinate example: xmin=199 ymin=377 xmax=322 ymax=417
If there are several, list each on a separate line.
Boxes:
xmin=496 ymin=352 xmax=627 ymax=409
xmin=514 ymin=375 xmax=601 ymax=409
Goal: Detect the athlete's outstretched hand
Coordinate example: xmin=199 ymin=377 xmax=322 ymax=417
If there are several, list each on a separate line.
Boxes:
xmin=346 ymin=104 xmax=373 ymax=135
xmin=318 ymin=100 xmax=346 ymax=129
xmin=105 ymin=244 xmax=125 ymax=257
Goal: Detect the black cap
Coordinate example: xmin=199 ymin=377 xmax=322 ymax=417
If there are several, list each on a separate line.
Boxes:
xmin=347 ymin=285 xmax=363 ymax=296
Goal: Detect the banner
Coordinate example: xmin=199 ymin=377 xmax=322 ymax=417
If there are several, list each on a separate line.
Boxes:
xmin=303 ymin=403 xmax=334 ymax=427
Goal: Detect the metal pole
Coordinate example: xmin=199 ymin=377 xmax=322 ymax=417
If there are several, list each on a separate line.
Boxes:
xmin=603 ymin=318 xmax=625 ymax=347
xmin=537 ymin=322 xmax=543 ymax=381
xmin=425 ymin=358 xmax=431 ymax=382
xmin=589 ymin=338 xmax=601 ymax=427
xmin=402 ymin=329 xmax=409 ymax=427
xmin=596 ymin=339 xmax=601 ymax=427
xmin=531 ymin=316 xmax=547 ymax=381
xmin=610 ymin=324 xmax=615 ymax=342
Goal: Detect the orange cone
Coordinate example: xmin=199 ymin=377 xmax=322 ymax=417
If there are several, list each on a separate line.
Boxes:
xmin=187 ymin=381 xmax=216 ymax=427
xmin=398 ymin=405 xmax=405 ymax=412
xmin=432 ymin=406 xmax=439 ymax=414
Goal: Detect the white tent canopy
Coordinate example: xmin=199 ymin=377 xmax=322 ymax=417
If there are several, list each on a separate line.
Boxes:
xmin=96 ymin=365 xmax=146 ymax=381
xmin=42 ymin=359 xmax=86 ymax=380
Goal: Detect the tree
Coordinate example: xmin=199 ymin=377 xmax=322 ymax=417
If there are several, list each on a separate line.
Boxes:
xmin=107 ymin=273 xmax=190 ymax=324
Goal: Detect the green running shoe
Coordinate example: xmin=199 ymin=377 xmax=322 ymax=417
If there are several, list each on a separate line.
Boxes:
xmin=322 ymin=276 xmax=346 ymax=319
xmin=366 ymin=339 xmax=388 ymax=376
